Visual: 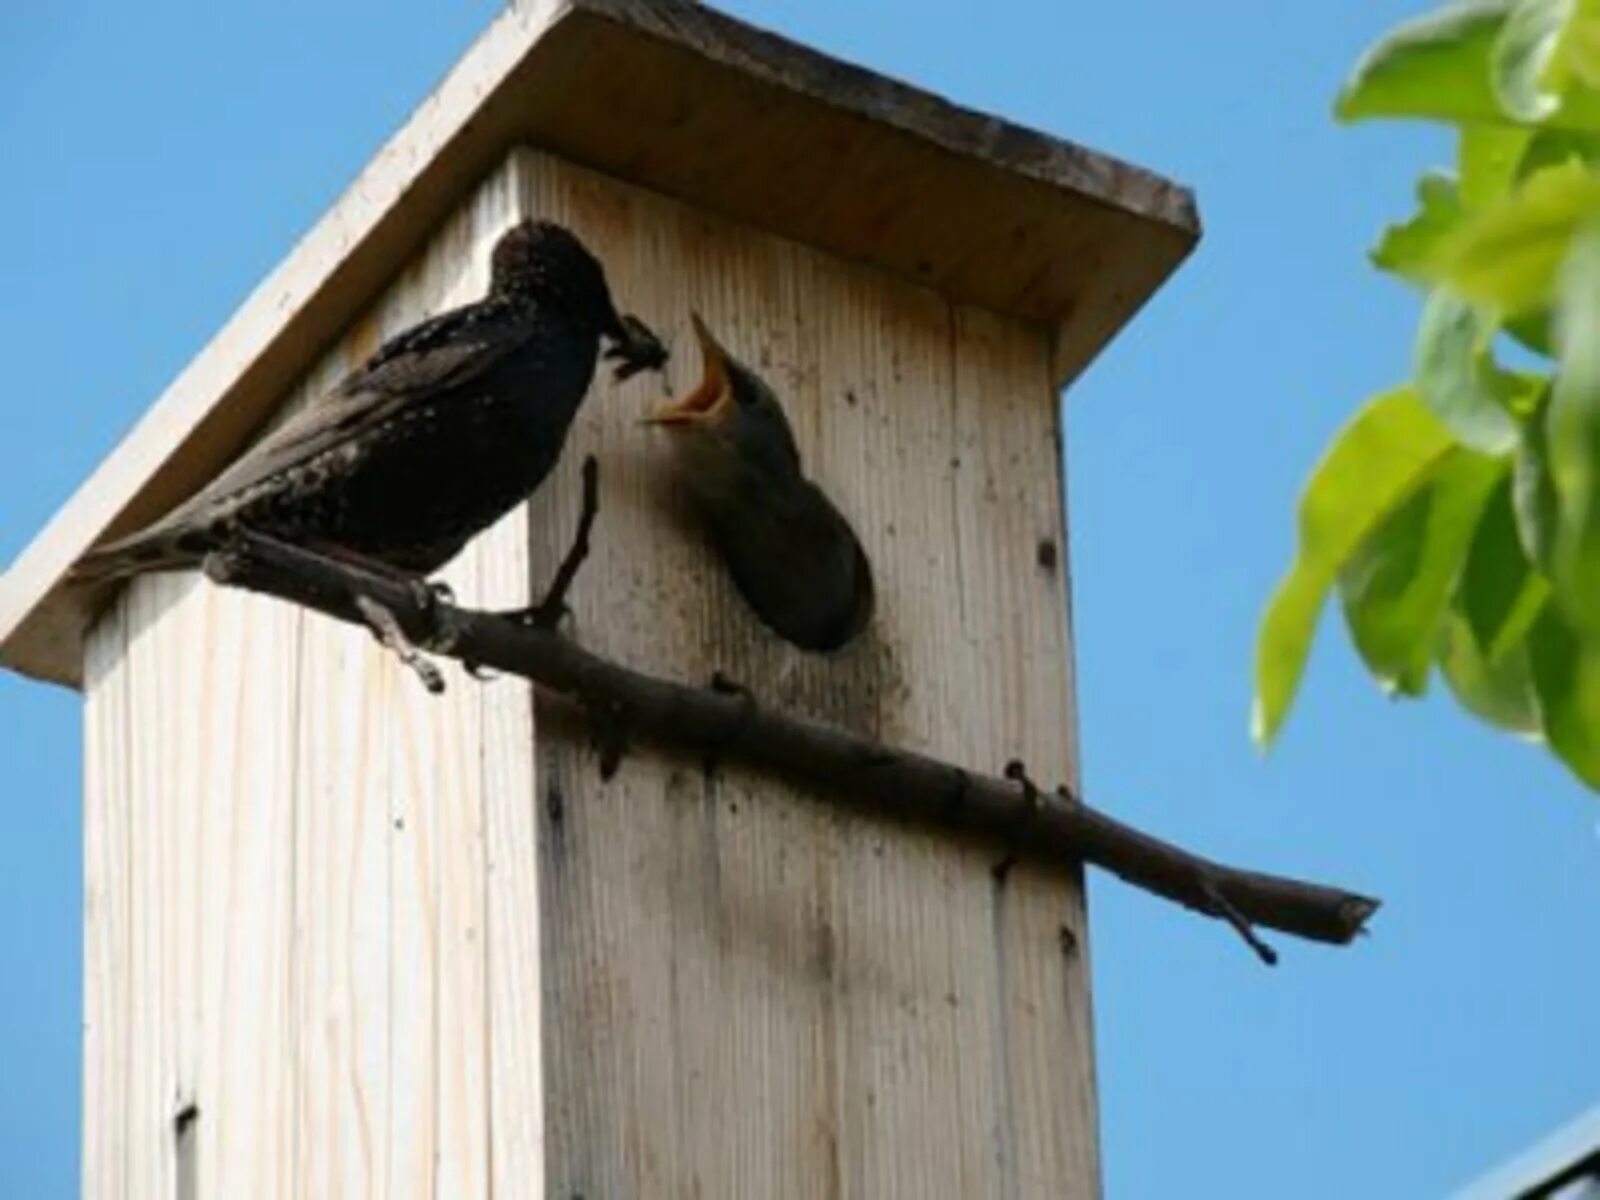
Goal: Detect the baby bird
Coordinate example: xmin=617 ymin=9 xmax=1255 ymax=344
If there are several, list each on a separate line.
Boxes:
xmin=75 ymin=219 xmax=666 ymax=583
xmin=644 ymin=315 xmax=873 ymax=652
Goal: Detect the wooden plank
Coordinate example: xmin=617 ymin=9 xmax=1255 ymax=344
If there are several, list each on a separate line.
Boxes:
xmin=119 ymin=572 xmax=186 ymax=1200
xmin=516 ymin=148 xmax=1099 ymax=1198
xmin=947 ymin=307 xmax=1098 ymax=1196
xmin=82 ymin=603 xmax=130 ymax=1200
xmin=291 ymin=609 xmax=397 ymax=1200
xmin=191 ymin=588 xmax=303 ymax=1200
xmin=1 ymin=0 xmax=1195 ymax=689
xmin=479 ymin=507 xmax=543 ymax=1199
xmin=84 ymin=573 xmax=305 ymax=1199
xmin=282 ymin=334 xmax=395 ymax=1200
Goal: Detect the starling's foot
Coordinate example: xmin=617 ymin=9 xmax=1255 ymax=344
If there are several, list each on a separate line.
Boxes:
xmin=420 ymin=578 xmax=463 ymax=642
xmin=355 ymin=594 xmax=445 ymax=694
xmin=404 ymin=577 xmax=441 ymax=621
xmin=523 ymin=596 xmax=571 ymax=632
xmin=502 ymin=456 xmax=601 ymax=630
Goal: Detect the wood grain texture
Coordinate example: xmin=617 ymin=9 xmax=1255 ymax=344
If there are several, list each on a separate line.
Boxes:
xmin=79 ymin=164 xmax=528 ymax=1200
xmin=82 ymin=602 xmax=129 ymax=1200
xmin=2 ymin=0 xmax=1194 ymax=688
xmin=80 ymin=147 xmax=1095 ymax=1197
xmin=514 ymin=148 xmax=1096 ymax=1199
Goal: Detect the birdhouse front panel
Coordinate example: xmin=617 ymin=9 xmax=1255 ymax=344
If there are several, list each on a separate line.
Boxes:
xmin=80 ymin=145 xmax=1097 ymax=1199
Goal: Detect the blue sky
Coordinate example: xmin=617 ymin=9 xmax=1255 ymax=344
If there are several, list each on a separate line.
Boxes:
xmin=1 ymin=3 xmax=1595 ymax=1196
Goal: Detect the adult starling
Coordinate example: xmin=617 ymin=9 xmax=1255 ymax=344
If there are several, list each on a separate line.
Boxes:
xmin=643 ymin=315 xmax=874 ymax=652
xmin=75 ymin=219 xmax=667 ymax=584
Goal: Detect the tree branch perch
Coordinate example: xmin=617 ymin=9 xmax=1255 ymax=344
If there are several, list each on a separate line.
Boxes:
xmin=202 ymin=531 xmax=1379 ymax=963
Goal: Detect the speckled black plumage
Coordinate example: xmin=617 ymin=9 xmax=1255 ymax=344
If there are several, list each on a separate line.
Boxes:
xmin=76 ymin=220 xmax=665 ymax=582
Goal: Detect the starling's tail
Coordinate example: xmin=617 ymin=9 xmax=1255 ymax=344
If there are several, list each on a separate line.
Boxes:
xmin=70 ymin=526 xmax=204 ymax=584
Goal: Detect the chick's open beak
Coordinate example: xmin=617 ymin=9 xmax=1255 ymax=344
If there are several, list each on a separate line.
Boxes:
xmin=642 ymin=313 xmax=733 ymax=426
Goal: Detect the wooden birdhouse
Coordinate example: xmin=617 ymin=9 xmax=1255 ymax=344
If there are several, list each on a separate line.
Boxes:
xmin=0 ymin=2 xmax=1197 ymax=1196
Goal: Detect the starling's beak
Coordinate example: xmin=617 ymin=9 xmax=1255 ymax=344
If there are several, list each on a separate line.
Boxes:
xmin=606 ymin=314 xmax=670 ymax=382
xmin=641 ymin=313 xmax=733 ymax=426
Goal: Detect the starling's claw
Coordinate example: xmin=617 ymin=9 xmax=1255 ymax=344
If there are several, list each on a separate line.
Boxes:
xmin=355 ymin=594 xmax=446 ymax=694
xmin=527 ymin=597 xmax=571 ymax=631
xmin=402 ymin=577 xmax=448 ymax=624
xmin=495 ymin=597 xmax=569 ymax=630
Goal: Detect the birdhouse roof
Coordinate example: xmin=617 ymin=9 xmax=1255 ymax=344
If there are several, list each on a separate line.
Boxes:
xmin=0 ymin=0 xmax=1199 ymax=688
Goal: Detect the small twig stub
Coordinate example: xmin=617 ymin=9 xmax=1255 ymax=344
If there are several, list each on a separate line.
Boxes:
xmin=519 ymin=454 xmax=602 ymax=630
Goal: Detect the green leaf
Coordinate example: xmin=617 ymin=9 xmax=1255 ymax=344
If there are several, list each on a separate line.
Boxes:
xmin=1462 ymin=125 xmax=1537 ymax=210
xmin=1254 ymin=389 xmax=1457 ymax=745
xmin=1340 ymin=0 xmax=1600 ymax=129
xmin=1504 ymin=310 xmax=1555 ymax=354
xmin=1566 ymin=0 xmax=1600 ymax=85
xmin=1495 ymin=0 xmax=1600 ymax=124
xmin=1460 ymin=471 xmax=1554 ymax=656
xmin=1545 ymin=218 xmax=1600 ymax=628
xmin=1440 ymin=608 xmax=1543 ymax=733
xmin=1514 ymin=383 xmax=1562 ymax=565
xmin=1433 ymin=160 xmax=1600 ymax=315
xmin=1492 ymin=0 xmax=1574 ymax=122
xmin=1338 ymin=1 xmax=1518 ymax=125
xmin=1373 ymin=173 xmax=1464 ymax=282
xmin=1457 ymin=129 xmax=1583 ymax=352
xmin=1413 ymin=289 xmax=1526 ymax=452
xmin=1528 ymin=602 xmax=1600 ymax=785
xmin=1516 ymin=127 xmax=1600 ymax=178
xmin=1338 ymin=449 xmax=1505 ymax=695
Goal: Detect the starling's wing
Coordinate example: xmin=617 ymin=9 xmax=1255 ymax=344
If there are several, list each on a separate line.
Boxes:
xmin=191 ymin=296 xmax=535 ymax=508
xmin=74 ymin=297 xmax=539 ymax=579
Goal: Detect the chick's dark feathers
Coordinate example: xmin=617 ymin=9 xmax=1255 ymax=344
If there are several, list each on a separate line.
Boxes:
xmin=703 ymin=470 xmax=875 ymax=653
